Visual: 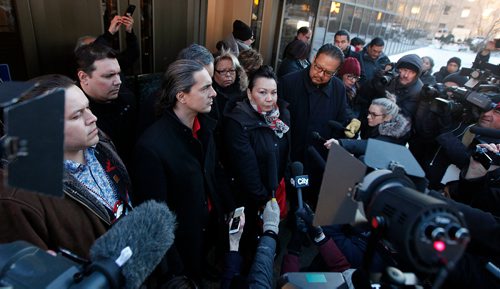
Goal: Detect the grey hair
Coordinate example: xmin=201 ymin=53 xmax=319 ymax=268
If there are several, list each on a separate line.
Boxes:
xmin=177 ymin=44 xmax=214 ymax=66
xmin=371 ymin=97 xmax=399 ymax=118
xmin=214 ymin=48 xmax=248 ymax=91
xmin=156 ymin=59 xmax=205 ymax=116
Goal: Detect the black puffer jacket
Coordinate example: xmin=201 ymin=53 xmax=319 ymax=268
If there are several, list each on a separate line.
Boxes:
xmin=223 ymin=99 xmax=291 ymax=203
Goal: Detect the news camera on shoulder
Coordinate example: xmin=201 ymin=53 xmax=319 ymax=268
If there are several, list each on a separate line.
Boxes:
xmin=420 ymin=63 xmax=500 ymax=125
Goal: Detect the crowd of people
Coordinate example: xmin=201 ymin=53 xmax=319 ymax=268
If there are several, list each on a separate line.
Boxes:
xmin=0 ymin=14 xmax=499 ymax=289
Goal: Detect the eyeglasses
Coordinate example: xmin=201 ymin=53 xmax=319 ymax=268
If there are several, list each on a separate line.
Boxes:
xmin=215 ymin=69 xmax=236 ymax=75
xmin=346 ymin=74 xmax=360 ymax=81
xmin=368 ymin=111 xmax=385 ymax=118
xmin=312 ymin=62 xmax=336 ymax=77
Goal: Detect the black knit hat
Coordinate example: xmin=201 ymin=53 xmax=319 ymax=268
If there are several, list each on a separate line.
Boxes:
xmin=442 ymin=72 xmax=468 ymax=86
xmin=232 ymin=20 xmax=253 ymax=41
xmin=447 ymin=57 xmax=461 ymax=68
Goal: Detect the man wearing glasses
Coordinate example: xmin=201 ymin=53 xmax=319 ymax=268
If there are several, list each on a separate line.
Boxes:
xmin=279 ymin=43 xmax=353 ymax=207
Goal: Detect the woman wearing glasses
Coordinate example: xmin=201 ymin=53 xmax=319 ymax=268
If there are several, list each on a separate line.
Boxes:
xmin=210 ymin=49 xmax=248 ymax=122
xmin=337 ymin=57 xmax=362 ymax=118
xmin=324 ymin=97 xmax=411 ymax=156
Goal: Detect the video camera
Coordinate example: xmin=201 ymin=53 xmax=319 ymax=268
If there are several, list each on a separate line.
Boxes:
xmin=379 ymin=62 xmax=399 ymax=86
xmin=420 ymin=65 xmax=500 ymax=121
xmin=305 ymin=140 xmax=470 ymax=288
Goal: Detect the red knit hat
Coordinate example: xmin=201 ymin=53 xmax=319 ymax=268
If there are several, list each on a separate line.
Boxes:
xmin=338 ymin=57 xmax=361 ymax=77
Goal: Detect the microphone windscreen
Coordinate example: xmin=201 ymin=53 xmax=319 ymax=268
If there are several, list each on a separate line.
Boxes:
xmin=290 ymin=161 xmax=304 ymax=177
xmin=90 ymin=200 xmax=176 ymax=289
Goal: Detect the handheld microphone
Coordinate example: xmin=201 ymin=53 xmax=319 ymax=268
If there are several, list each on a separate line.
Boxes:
xmin=267 ymin=151 xmax=278 ymax=199
xmin=79 ymin=200 xmax=177 ymax=289
xmin=328 ymin=120 xmax=347 ymax=132
xmin=307 ymin=145 xmax=326 ymax=171
xmin=311 ymin=131 xmax=327 ymax=143
xmin=290 ymin=162 xmax=309 ymax=209
xmin=470 ymin=125 xmax=500 ymax=140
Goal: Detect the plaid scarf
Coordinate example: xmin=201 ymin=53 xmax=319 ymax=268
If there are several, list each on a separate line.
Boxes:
xmin=251 ymin=102 xmax=289 ymax=138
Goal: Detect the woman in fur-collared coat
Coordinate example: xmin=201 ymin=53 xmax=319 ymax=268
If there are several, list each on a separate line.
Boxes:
xmin=324 ymin=97 xmax=411 ymax=156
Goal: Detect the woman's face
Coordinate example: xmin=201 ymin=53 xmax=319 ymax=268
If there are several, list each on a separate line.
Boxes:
xmin=247 ymin=77 xmax=277 ymax=112
xmin=367 ymin=104 xmax=391 ymax=127
xmin=214 ymin=58 xmax=236 ymax=88
xmin=342 ymin=74 xmax=359 ymax=89
xmin=422 ymin=58 xmax=432 ymax=72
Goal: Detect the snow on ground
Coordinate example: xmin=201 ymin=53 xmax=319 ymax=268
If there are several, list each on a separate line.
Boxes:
xmin=388 ymin=42 xmax=500 ymax=72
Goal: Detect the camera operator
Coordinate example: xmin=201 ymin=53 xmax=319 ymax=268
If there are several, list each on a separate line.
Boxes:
xmin=359 ymin=54 xmax=423 ymax=138
xmin=409 ymin=72 xmax=500 ymax=190
xmin=448 ymin=143 xmax=500 ymax=216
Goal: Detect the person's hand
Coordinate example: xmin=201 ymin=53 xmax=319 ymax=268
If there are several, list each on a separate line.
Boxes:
xmin=108 ymin=15 xmax=122 ymax=35
xmin=296 ymin=204 xmax=323 ymax=243
xmin=465 ymin=143 xmax=500 ymax=179
xmin=121 ymin=14 xmax=134 ymax=33
xmin=263 ymin=199 xmax=280 ymax=234
xmin=295 ymin=204 xmax=314 ymax=227
xmin=324 ymin=138 xmax=339 ymax=149
xmin=229 ymin=213 xmax=245 ymax=252
xmin=345 ymin=118 xmax=361 ymax=138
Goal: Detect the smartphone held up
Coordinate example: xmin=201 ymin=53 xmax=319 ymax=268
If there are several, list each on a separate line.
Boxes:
xmin=229 ymin=207 xmax=245 ymax=234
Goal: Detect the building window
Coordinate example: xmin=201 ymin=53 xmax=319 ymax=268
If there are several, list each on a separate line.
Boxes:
xmin=461 ymin=8 xmax=470 ymax=18
xmin=443 ymin=5 xmax=451 ymax=15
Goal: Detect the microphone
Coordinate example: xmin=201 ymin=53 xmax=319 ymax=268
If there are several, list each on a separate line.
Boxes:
xmin=290 ymin=161 xmax=309 ymax=209
xmin=307 ymin=145 xmax=326 ymax=171
xmin=311 ymin=131 xmax=327 ymax=143
xmin=470 ymin=125 xmax=500 ymax=140
xmin=328 ymin=120 xmax=346 ymax=132
xmin=75 ymin=200 xmax=177 ymax=289
xmin=267 ymin=151 xmax=278 ymax=199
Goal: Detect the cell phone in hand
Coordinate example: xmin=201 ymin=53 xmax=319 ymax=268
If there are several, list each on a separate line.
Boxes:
xmin=124 ymin=5 xmax=136 ymax=16
xmin=229 ymin=207 xmax=245 ymax=234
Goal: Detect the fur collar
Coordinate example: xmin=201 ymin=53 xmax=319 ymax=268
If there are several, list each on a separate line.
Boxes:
xmin=378 ymin=114 xmax=411 ymax=138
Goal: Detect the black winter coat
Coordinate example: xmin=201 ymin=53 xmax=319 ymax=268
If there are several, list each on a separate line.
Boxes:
xmin=386 ymin=77 xmax=423 ymax=119
xmin=433 ymin=66 xmax=451 ymax=83
xmin=134 ymin=109 xmax=230 ymax=282
xmin=223 ymin=99 xmax=291 ymax=203
xmin=277 ymin=58 xmax=308 ymax=78
xmin=278 ymin=68 xmax=349 ymax=163
xmin=420 ymin=70 xmax=436 ymax=86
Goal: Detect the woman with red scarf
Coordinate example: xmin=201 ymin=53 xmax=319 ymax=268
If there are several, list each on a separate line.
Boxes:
xmin=223 ymin=65 xmax=290 ymax=271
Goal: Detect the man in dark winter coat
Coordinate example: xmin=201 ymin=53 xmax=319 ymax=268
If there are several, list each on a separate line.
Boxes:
xmin=278 ymin=43 xmax=353 ymax=206
xmin=134 ymin=59 xmax=233 ymax=285
xmin=358 ymin=37 xmax=390 ymax=85
xmin=333 ymin=30 xmax=361 ymax=60
xmin=433 ymin=57 xmax=461 ymax=83
xmin=76 ymin=43 xmax=138 ymax=171
xmin=387 ymin=54 xmax=424 ymax=119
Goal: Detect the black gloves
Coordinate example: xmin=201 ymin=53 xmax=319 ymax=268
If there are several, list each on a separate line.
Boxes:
xmin=296 ymin=204 xmax=326 ymax=245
